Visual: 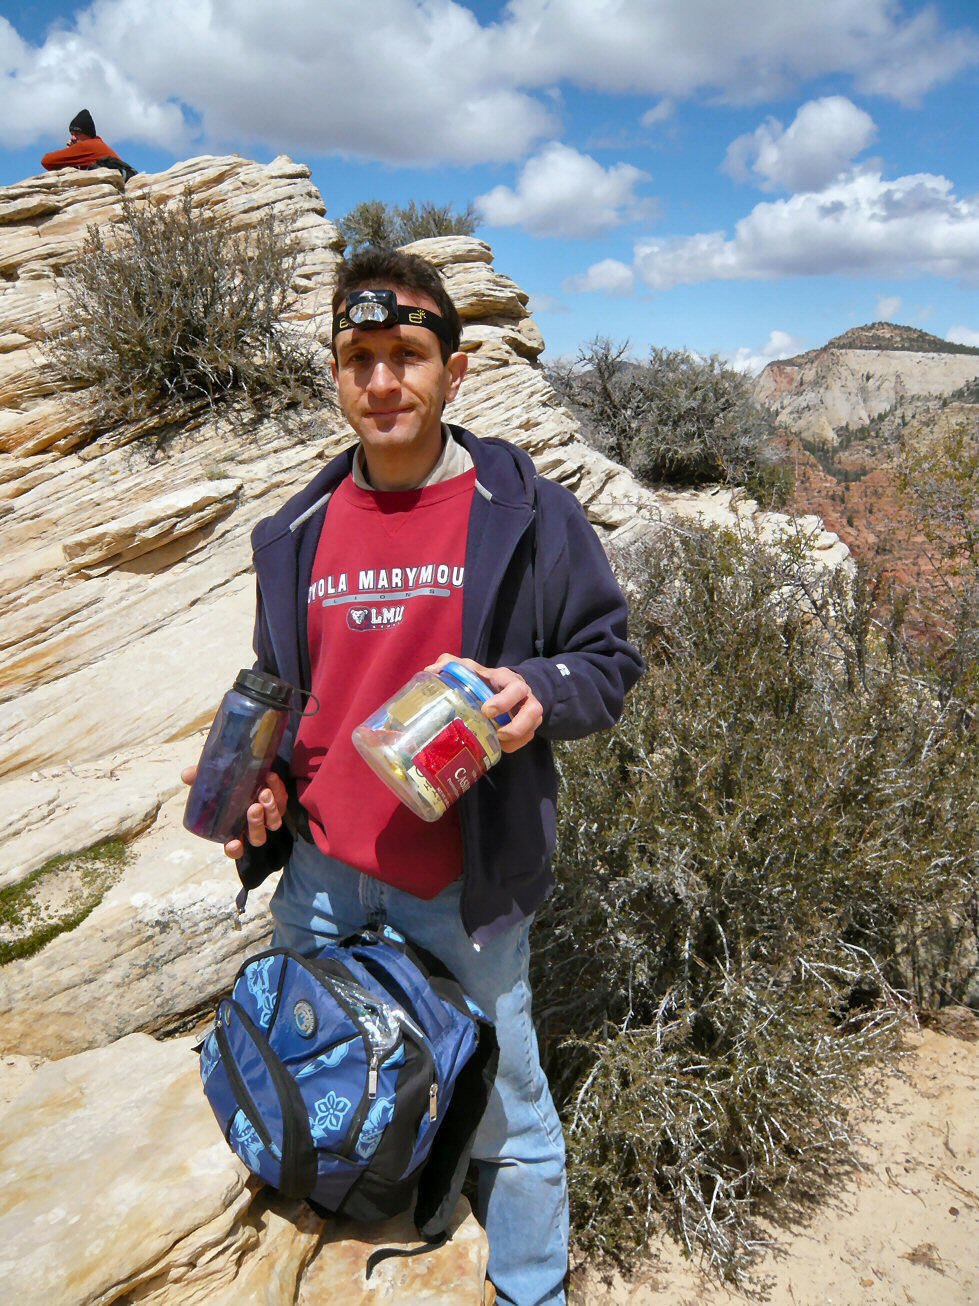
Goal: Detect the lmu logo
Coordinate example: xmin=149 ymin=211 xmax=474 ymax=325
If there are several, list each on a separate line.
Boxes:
xmin=347 ymin=604 xmax=405 ymax=632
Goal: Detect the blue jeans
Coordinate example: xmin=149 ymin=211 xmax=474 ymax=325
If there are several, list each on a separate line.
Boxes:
xmin=269 ymin=837 xmax=568 ymax=1306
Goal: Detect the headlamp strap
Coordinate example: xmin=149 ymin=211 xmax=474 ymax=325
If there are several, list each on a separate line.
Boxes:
xmin=333 ymin=296 xmax=456 ymax=352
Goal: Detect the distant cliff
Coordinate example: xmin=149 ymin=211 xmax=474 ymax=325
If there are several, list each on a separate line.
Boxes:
xmin=754 ymin=322 xmax=979 ymax=444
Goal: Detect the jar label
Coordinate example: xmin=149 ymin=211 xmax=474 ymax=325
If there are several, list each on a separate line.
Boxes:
xmin=413 ymin=718 xmax=487 ymax=804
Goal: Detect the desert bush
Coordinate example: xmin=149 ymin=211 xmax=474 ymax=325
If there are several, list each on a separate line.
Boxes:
xmin=534 ymin=524 xmax=978 ymax=1277
xmin=338 ymin=198 xmax=478 ymax=252
xmin=549 ymin=338 xmax=790 ymax=505
xmin=48 ymin=191 xmax=326 ymax=437
xmin=894 ymin=421 xmax=979 ymax=690
xmin=896 ymin=422 xmax=979 ymax=571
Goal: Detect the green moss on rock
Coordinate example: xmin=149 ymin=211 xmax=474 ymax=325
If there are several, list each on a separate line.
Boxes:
xmin=0 ymin=840 xmax=131 ymax=966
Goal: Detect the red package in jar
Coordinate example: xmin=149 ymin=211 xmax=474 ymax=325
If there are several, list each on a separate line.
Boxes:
xmin=413 ymin=717 xmax=487 ymax=804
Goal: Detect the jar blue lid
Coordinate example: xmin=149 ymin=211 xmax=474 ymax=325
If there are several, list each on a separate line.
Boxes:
xmin=439 ymin=661 xmax=512 ymax=726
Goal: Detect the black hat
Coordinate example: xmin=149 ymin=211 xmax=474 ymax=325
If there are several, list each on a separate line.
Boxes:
xmin=69 ymin=109 xmax=96 ymax=137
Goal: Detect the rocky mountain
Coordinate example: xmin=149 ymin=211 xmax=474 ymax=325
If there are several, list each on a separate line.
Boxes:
xmin=751 ymin=317 xmax=979 ymax=593
xmin=0 ymin=155 xmax=849 ymax=1304
xmin=755 ymin=321 xmax=979 ymax=445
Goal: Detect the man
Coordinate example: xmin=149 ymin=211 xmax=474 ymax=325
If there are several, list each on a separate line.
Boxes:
xmin=185 ymin=248 xmax=642 ymax=1305
xmin=41 ymin=109 xmax=135 ymax=180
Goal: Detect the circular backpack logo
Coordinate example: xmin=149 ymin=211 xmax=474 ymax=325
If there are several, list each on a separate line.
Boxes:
xmin=293 ymin=999 xmax=317 ymax=1038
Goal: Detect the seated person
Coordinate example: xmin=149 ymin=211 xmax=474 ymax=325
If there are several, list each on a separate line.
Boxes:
xmin=41 ymin=109 xmax=136 ymax=180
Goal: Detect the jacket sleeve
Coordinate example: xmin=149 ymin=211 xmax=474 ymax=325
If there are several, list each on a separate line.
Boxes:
xmin=234 ymin=578 xmax=296 ymax=888
xmin=512 ymin=491 xmax=644 ymax=741
xmin=41 ymin=140 xmax=109 ymax=170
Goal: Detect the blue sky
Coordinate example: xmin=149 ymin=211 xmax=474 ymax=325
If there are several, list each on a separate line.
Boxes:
xmin=2 ymin=0 xmax=978 ymax=369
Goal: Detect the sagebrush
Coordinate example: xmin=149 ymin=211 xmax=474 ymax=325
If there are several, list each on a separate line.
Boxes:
xmin=549 ymin=338 xmax=790 ymax=505
xmin=534 ymin=524 xmax=978 ymax=1278
xmin=338 ymin=198 xmax=478 ymax=253
xmin=48 ymin=191 xmax=326 ymax=437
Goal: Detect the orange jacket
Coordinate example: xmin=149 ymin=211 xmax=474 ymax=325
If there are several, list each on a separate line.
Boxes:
xmin=41 ymin=137 xmax=121 ymax=172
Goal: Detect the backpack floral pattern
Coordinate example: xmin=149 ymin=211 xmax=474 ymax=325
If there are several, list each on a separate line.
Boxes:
xmin=355 ymin=1096 xmax=395 ymax=1159
xmin=310 ymin=1090 xmax=352 ymax=1141
xmin=245 ymin=957 xmax=278 ymax=1028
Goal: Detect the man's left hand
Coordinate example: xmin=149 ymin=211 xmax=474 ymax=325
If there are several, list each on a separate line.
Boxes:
xmin=426 ymin=655 xmax=543 ymax=753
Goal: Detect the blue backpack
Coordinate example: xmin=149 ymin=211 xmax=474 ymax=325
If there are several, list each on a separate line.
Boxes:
xmin=198 ymin=926 xmax=498 ymax=1257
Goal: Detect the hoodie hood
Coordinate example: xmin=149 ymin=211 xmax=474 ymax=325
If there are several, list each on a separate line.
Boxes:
xmin=69 ymin=109 xmax=96 ymax=137
xmin=251 ymin=424 xmax=537 ymax=555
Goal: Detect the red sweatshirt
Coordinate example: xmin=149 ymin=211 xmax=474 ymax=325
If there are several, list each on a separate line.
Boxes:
xmin=292 ymin=469 xmax=477 ymax=898
xmin=42 ymin=138 xmax=121 ymax=172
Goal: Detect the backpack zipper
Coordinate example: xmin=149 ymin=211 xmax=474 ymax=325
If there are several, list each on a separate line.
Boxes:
xmin=214 ymin=1006 xmax=274 ymax=1152
xmin=285 ymin=954 xmax=404 ymax=1159
xmin=242 ymin=952 xmax=440 ymax=1161
xmin=229 ymin=998 xmax=316 ymax=1198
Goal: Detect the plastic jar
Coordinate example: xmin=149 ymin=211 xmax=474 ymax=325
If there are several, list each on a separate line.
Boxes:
xmin=352 ymin=661 xmax=511 ymax=821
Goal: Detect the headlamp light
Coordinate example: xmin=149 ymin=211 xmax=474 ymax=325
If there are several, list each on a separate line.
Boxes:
xmin=346 ymin=289 xmax=398 ymax=328
xmin=333 ymin=289 xmax=456 ymax=352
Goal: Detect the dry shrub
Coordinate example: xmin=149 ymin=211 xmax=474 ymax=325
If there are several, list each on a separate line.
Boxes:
xmin=47 ymin=191 xmax=327 ymax=440
xmin=549 ymin=339 xmax=791 ymax=506
xmin=338 ymin=198 xmax=478 ymax=252
xmin=534 ymin=524 xmax=978 ymax=1278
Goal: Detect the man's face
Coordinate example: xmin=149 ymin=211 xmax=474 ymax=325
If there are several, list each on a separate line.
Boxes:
xmin=330 ymin=287 xmax=467 ymax=463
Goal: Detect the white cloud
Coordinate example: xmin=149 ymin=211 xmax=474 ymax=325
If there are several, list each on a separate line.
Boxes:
xmin=947 ymin=325 xmax=979 ymax=347
xmin=3 ymin=0 xmax=977 ymax=165
xmin=632 ymin=169 xmax=979 ymax=290
xmin=875 ymin=295 xmax=902 ymax=320
xmin=723 ymin=97 xmax=876 ymax=193
xmin=563 ymin=259 xmax=636 ymax=296
xmin=640 ymin=99 xmax=674 ymax=127
xmin=0 ymin=15 xmax=188 ymax=152
xmin=526 ymin=291 xmax=570 ymax=314
xmin=725 ymin=329 xmax=807 ymax=376
xmin=0 ymin=1 xmax=555 ymax=163
xmin=492 ymin=0 xmax=979 ymax=105
xmin=476 ymin=143 xmax=651 ymax=238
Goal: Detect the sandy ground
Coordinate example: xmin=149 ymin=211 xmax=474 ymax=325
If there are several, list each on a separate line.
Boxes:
xmin=570 ymin=1018 xmax=978 ymax=1306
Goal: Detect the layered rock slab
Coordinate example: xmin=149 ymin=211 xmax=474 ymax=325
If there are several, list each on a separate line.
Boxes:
xmin=0 ymin=780 xmax=274 ymax=1058
xmin=0 ymin=1032 xmax=488 ymax=1303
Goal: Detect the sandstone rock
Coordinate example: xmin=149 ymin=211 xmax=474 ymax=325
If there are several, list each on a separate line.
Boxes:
xmin=0 ymin=1032 xmax=489 ymax=1304
xmin=300 ymin=1205 xmax=489 ymax=1305
xmin=62 ymin=479 xmax=242 ymax=572
xmin=0 ymin=782 xmax=276 ymax=1058
xmin=439 ymin=261 xmax=529 ymax=321
xmin=0 ymin=1052 xmax=44 ymax=1111
xmin=651 ymin=486 xmax=852 ymax=572
xmin=0 ymin=157 xmax=668 ymax=800
xmin=0 ymin=1033 xmax=257 ymax=1304
xmin=0 ymin=750 xmax=178 ymax=890
xmin=401 ymin=236 xmax=494 ymax=266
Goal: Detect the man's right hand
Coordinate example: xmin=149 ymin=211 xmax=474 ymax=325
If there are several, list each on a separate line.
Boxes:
xmin=180 ymin=766 xmax=288 ymax=859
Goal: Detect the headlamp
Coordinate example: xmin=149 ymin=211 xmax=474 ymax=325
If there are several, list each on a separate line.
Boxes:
xmin=333 ymin=289 xmax=456 ymax=352
xmin=346 ymin=289 xmax=399 ymax=328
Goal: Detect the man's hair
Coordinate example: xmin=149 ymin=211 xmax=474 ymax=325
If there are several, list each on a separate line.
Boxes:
xmin=331 ymin=248 xmax=462 ymax=361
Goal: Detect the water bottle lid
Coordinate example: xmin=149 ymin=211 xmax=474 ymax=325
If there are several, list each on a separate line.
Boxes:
xmin=439 ymin=661 xmax=512 ymax=726
xmin=232 ymin=668 xmax=293 ymax=710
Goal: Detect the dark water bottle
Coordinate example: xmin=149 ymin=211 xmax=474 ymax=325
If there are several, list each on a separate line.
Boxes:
xmin=183 ymin=669 xmax=293 ymax=844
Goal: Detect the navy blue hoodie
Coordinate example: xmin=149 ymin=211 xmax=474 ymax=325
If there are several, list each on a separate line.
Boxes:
xmin=238 ymin=424 xmax=643 ymax=943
